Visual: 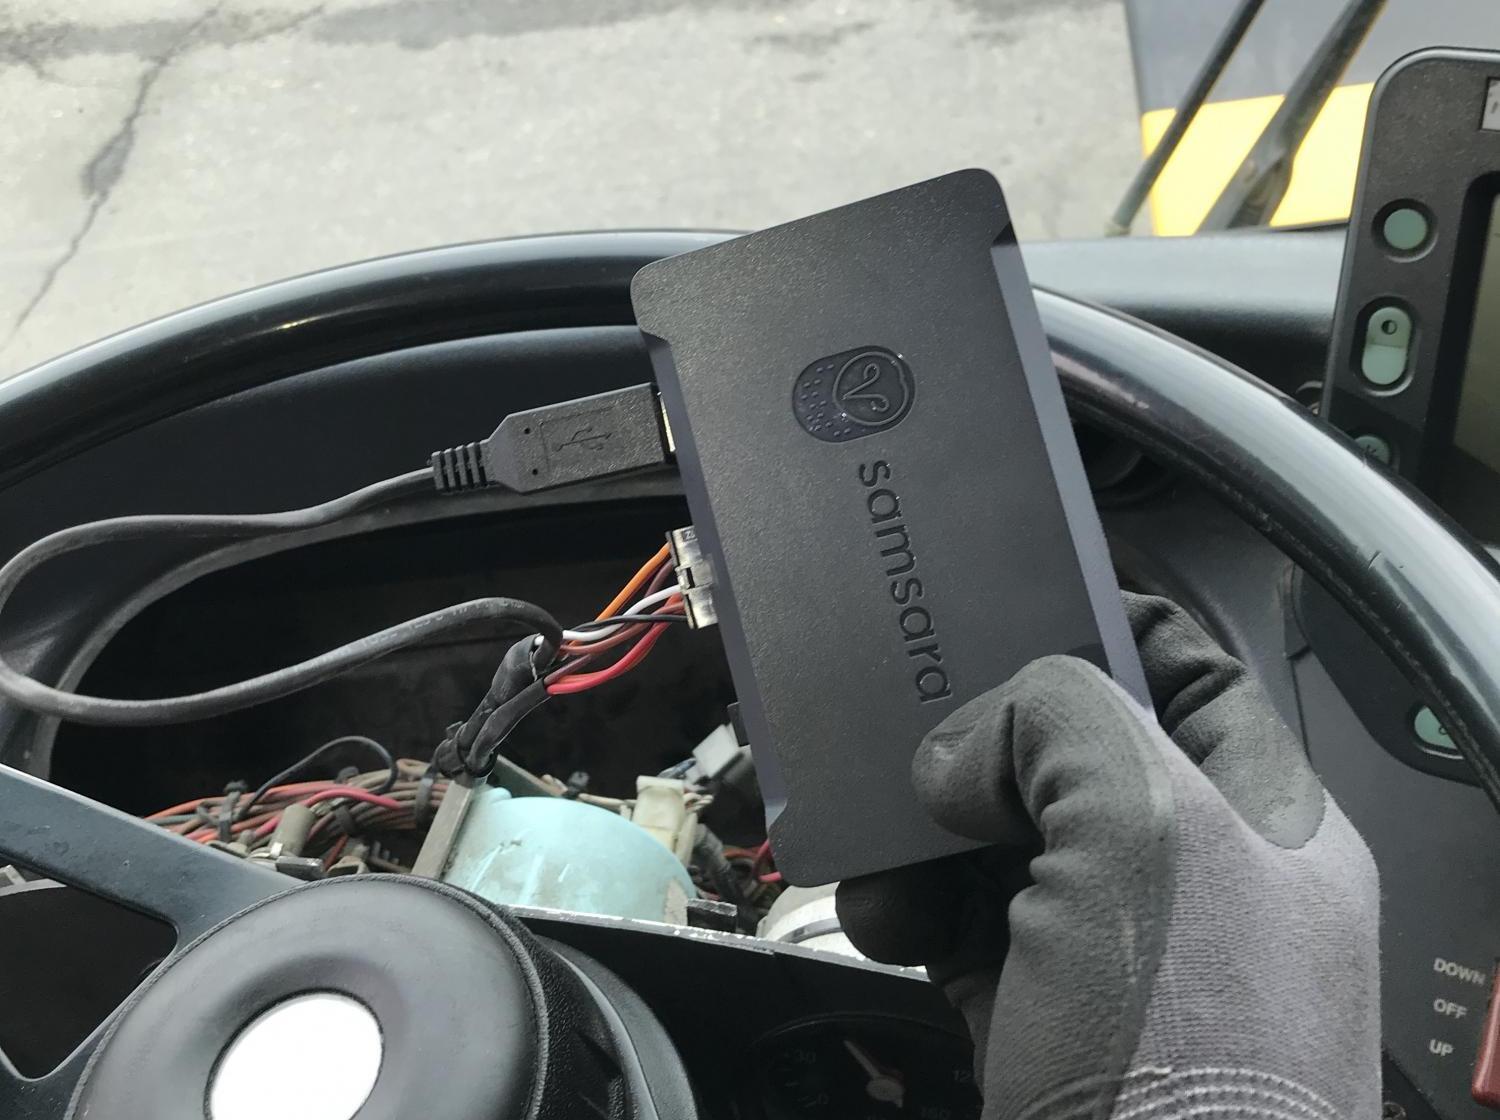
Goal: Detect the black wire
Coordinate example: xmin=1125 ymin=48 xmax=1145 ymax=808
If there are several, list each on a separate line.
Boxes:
xmin=217 ymin=781 xmax=247 ymax=842
xmin=568 ymin=612 xmax=689 ymax=631
xmin=237 ymin=734 xmax=396 ymax=822
xmin=693 ymin=825 xmax=759 ymax=933
xmin=465 ymin=681 xmax=550 ymax=776
xmin=434 ymin=638 xmax=538 ymax=777
xmin=0 ymin=470 xmax=565 ymax=725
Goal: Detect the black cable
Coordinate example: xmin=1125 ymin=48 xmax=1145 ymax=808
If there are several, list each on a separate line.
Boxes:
xmin=693 ymin=825 xmax=758 ymax=933
xmin=217 ymin=781 xmax=247 ymax=842
xmin=433 ymin=639 xmax=536 ymax=776
xmin=237 ymin=734 xmax=396 ymax=822
xmin=0 ymin=470 xmax=564 ymax=725
xmin=431 ymin=638 xmax=555 ymax=778
xmin=330 ymin=804 xmax=358 ymax=837
xmin=465 ymin=680 xmax=549 ymax=776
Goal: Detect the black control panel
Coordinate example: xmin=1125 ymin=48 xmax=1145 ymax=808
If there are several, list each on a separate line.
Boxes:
xmin=1315 ymin=48 xmax=1500 ymax=792
xmin=1323 ymin=48 xmax=1500 ymax=541
xmin=1298 ymin=648 xmax=1500 ymax=1120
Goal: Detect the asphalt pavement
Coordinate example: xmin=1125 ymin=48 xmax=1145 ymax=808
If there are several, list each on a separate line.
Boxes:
xmin=0 ymin=0 xmax=1141 ymax=379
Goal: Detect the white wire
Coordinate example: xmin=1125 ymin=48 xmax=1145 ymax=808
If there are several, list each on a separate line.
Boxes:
xmin=561 ymin=586 xmax=681 ymax=642
xmin=560 ymin=586 xmax=680 ymax=642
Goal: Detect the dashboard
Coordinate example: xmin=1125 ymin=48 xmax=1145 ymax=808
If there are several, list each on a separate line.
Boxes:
xmin=0 ymin=227 xmax=1496 ymax=1120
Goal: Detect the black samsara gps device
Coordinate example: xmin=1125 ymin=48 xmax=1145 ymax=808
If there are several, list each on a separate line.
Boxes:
xmin=631 ymin=170 xmax=1147 ymax=885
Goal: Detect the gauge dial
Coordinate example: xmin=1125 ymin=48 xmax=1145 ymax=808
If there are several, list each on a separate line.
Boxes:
xmin=752 ymin=1016 xmax=980 ymax=1119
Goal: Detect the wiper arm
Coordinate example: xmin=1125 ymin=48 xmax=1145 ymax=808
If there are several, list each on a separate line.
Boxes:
xmin=1105 ymin=0 xmax=1267 ymax=237
xmin=1199 ymin=0 xmax=1386 ymax=232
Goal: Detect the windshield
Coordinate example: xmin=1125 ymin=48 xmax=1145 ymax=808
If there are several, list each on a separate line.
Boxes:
xmin=0 ymin=0 xmax=1497 ymax=381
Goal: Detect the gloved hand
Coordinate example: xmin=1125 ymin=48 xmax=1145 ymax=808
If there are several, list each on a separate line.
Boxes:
xmin=837 ymin=592 xmax=1380 ymax=1120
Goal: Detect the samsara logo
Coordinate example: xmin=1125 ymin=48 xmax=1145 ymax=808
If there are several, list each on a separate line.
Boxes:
xmin=792 ymin=347 xmax=914 ymax=443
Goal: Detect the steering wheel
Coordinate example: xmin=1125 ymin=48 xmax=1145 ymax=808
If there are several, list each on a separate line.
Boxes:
xmin=3 ymin=238 xmax=1500 ymax=1119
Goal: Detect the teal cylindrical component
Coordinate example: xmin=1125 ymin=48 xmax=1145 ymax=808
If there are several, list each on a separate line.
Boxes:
xmin=441 ymin=789 xmax=696 ymax=924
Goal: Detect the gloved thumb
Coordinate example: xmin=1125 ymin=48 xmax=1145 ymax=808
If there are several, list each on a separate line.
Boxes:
xmin=912 ymin=653 xmax=1167 ymax=851
xmin=1124 ymin=592 xmax=1325 ymax=845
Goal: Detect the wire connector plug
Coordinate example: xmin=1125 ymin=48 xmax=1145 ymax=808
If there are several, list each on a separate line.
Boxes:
xmin=668 ymin=525 xmax=717 ymax=630
xmin=430 ymin=384 xmax=669 ymax=494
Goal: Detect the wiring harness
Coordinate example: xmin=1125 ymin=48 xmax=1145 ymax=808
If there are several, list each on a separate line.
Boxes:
xmin=1 ymin=385 xmax=785 ymax=912
xmin=431 ymin=542 xmax=687 ymax=778
xmin=141 ymin=725 xmax=786 ymax=925
xmin=132 ymin=543 xmax=696 ymax=873
xmin=0 ymin=385 xmax=676 ymax=739
xmin=145 ymin=736 xmax=446 ymax=874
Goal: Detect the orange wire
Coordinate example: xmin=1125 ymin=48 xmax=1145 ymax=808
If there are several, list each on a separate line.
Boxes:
xmin=595 ymin=544 xmax=670 ymax=622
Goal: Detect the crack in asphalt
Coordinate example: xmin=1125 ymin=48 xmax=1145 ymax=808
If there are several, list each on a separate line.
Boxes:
xmin=1 ymin=5 xmax=247 ymax=353
xmin=215 ymin=4 xmax=330 ymax=51
xmin=749 ymin=20 xmax=876 ymax=56
xmin=0 ymin=5 xmax=329 ymax=73
xmin=0 ymin=5 xmax=333 ymax=355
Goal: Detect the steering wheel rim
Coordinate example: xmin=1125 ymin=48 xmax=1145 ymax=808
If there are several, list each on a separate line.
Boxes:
xmin=2 ymin=235 xmax=1500 ymax=1116
xmin=1045 ymin=292 xmax=1500 ymax=1120
xmin=1038 ymin=288 xmax=1500 ymax=808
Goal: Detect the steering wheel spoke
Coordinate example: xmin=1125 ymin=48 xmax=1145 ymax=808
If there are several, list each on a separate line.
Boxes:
xmin=0 ymin=764 xmax=285 ymax=1114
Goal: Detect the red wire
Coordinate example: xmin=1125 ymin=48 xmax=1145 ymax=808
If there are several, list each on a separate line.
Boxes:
xmin=300 ymin=787 xmax=404 ymax=811
xmin=252 ymin=787 xmax=405 ymax=839
xmin=187 ymin=809 xmax=279 ymax=843
xmin=557 ymin=621 xmax=649 ymax=664
xmin=147 ymin=780 xmax=334 ymax=821
xmin=753 ymin=839 xmax=778 ymax=881
xmin=546 ymin=623 xmax=671 ymax=695
xmin=754 ymin=841 xmax=781 ymax=883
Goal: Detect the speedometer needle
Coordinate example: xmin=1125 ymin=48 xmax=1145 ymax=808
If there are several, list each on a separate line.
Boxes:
xmin=843 ymin=1038 xmax=905 ymax=1109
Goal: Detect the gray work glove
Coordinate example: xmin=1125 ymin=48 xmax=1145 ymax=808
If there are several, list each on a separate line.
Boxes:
xmin=837 ymin=593 xmax=1380 ymax=1120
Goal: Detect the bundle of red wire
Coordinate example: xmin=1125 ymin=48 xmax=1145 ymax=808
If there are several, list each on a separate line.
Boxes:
xmin=145 ymin=760 xmax=445 ymax=868
xmin=543 ymin=543 xmax=686 ymax=695
xmin=724 ymin=839 xmax=783 ymax=886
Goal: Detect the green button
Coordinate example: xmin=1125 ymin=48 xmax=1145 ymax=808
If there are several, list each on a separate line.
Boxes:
xmin=1354 ymin=434 xmax=1392 ymax=464
xmin=1382 ymin=207 xmax=1429 ymax=252
xmin=1414 ymin=705 xmax=1459 ymax=756
xmin=1361 ymin=305 xmax=1413 ymax=387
